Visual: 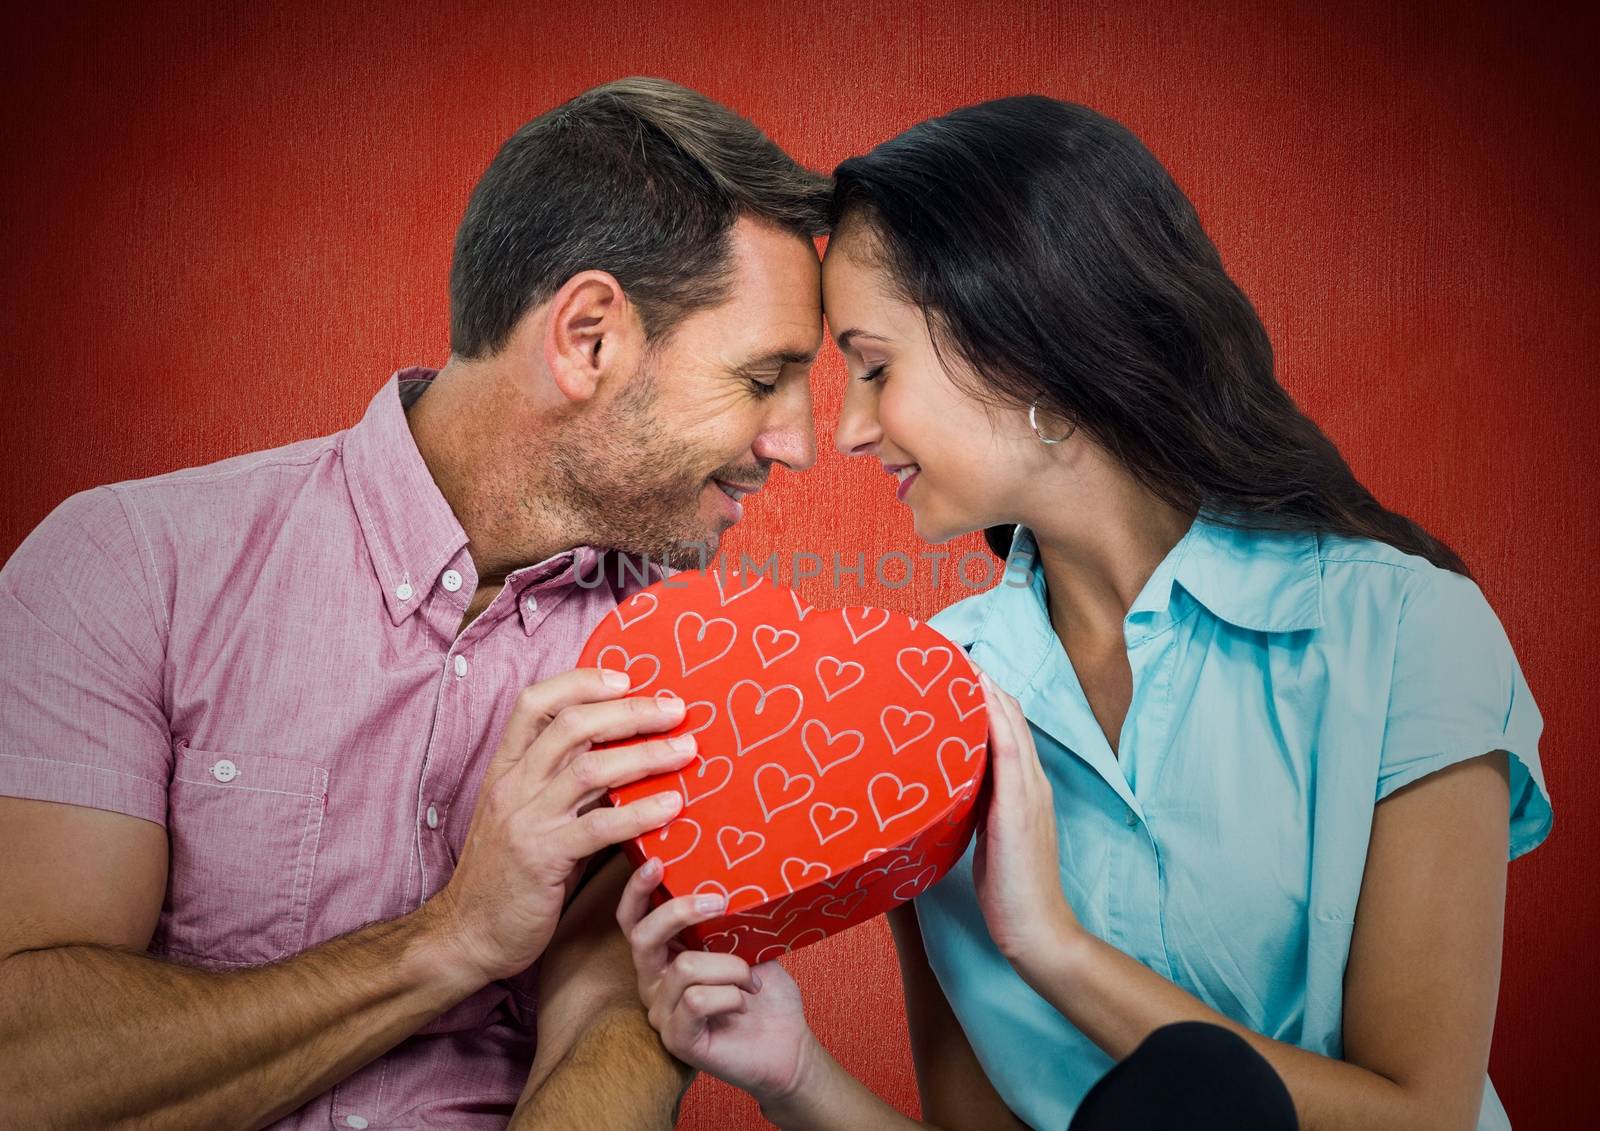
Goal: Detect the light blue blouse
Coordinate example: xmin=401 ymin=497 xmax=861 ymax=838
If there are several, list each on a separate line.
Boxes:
xmin=918 ymin=517 xmax=1551 ymax=1131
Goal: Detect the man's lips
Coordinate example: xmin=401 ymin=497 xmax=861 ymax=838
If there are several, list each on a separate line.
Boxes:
xmin=712 ymin=479 xmax=762 ymax=503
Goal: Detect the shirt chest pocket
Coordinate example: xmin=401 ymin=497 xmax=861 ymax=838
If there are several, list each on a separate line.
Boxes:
xmin=149 ymin=743 xmax=330 ymax=969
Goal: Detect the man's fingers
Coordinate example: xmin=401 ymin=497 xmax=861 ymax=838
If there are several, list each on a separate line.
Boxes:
xmin=490 ymin=668 xmax=633 ymax=777
xmin=559 ymin=790 xmax=685 ymax=860
xmin=522 ymin=694 xmax=690 ymax=787
xmin=559 ymin=735 xmax=699 ymax=812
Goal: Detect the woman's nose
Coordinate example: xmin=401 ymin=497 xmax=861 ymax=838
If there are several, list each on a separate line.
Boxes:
xmin=834 ymin=380 xmax=882 ymax=457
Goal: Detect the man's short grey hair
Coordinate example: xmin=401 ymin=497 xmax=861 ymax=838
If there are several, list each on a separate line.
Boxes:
xmin=449 ymin=77 xmax=831 ymax=358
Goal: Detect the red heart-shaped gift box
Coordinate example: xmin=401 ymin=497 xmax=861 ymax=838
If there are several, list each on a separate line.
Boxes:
xmin=577 ymin=568 xmax=988 ymax=963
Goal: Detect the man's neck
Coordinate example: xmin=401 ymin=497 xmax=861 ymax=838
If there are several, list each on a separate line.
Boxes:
xmin=404 ymin=359 xmax=587 ymax=590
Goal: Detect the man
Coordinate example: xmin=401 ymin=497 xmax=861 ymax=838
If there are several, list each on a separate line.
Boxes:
xmin=0 ymin=77 xmax=828 ymax=1129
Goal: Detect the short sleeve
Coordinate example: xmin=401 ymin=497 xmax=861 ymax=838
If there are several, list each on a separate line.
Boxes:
xmin=0 ymin=487 xmax=172 ymax=825
xmin=1377 ymin=567 xmax=1551 ymax=860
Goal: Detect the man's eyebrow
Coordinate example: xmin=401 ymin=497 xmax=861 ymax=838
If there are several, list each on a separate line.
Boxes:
xmin=733 ymin=348 xmax=818 ymax=373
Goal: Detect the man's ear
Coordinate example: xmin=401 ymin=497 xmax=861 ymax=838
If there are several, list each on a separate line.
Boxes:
xmin=542 ymin=270 xmax=643 ymax=404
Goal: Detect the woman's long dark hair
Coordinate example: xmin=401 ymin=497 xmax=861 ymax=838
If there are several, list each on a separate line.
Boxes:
xmin=830 ymin=96 xmax=1469 ymax=576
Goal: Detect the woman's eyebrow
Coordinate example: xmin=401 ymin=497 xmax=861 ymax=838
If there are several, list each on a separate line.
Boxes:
xmin=835 ymin=328 xmax=890 ymax=350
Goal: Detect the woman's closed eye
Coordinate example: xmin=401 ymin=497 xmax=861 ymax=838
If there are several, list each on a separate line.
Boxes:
xmin=859 ymin=362 xmax=888 ymax=384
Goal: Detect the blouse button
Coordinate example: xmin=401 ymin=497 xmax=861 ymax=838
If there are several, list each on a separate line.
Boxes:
xmin=210 ymin=759 xmax=238 ymax=784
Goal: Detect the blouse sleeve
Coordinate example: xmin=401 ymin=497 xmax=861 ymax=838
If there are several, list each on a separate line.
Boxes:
xmin=1377 ymin=566 xmax=1551 ymax=860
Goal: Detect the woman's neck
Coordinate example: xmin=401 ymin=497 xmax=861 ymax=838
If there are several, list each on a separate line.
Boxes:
xmin=1025 ymin=480 xmax=1194 ymax=644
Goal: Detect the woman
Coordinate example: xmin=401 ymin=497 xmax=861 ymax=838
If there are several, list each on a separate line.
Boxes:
xmin=615 ymin=97 xmax=1552 ymax=1130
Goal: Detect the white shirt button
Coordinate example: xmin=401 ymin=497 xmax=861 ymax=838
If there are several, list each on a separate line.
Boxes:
xmin=453 ymin=655 xmax=468 ymax=678
xmin=210 ymin=759 xmax=238 ymax=783
xmin=343 ymin=1117 xmax=369 ymax=1130
xmin=426 ymin=805 xmax=439 ymax=829
xmin=524 ymin=594 xmax=538 ymax=614
xmin=441 ymin=569 xmax=463 ymax=593
xmin=394 ymin=581 xmax=413 ymax=601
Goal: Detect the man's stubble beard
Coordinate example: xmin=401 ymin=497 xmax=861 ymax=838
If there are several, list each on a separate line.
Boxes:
xmin=547 ymin=366 xmax=725 ymax=570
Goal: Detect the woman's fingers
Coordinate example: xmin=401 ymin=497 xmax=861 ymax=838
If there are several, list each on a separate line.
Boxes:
xmin=681 ymin=983 xmax=750 ymax=1022
xmin=616 ymin=856 xmax=663 ymax=936
xmin=660 ymin=983 xmax=750 ymax=1053
xmin=651 ymin=950 xmax=758 ymax=1028
xmin=980 ymin=673 xmax=1055 ymax=825
xmin=980 ymin=673 xmax=1019 ymax=782
xmin=627 ymin=891 xmax=730 ymax=985
xmin=983 ymin=673 xmax=1044 ymax=789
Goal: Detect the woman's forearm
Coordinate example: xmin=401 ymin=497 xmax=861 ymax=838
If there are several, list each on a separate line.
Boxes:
xmin=1018 ymin=934 xmax=1433 ymax=1131
xmin=758 ymin=1034 xmax=956 ymax=1131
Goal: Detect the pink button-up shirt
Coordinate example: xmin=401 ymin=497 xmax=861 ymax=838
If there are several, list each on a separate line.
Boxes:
xmin=0 ymin=369 xmax=664 ymax=1129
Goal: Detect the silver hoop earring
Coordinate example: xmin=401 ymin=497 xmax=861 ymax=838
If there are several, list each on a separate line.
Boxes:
xmin=1029 ymin=402 xmax=1075 ymax=445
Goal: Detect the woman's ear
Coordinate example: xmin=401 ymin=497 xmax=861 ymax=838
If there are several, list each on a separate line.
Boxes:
xmin=543 ymin=270 xmax=644 ymax=404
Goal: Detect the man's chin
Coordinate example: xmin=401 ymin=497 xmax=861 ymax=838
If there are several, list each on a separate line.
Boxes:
xmin=602 ymin=496 xmax=732 ymax=570
xmin=656 ymin=527 xmax=724 ymax=571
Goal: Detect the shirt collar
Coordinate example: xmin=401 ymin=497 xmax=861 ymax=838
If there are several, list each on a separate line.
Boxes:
xmin=344 ymin=369 xmax=470 ymax=626
xmin=343 ymin=368 xmax=624 ymax=630
xmin=510 ymin=544 xmax=610 ymax=636
xmin=1171 ymin=514 xmax=1324 ymax=633
xmin=999 ymin=511 xmax=1324 ymax=638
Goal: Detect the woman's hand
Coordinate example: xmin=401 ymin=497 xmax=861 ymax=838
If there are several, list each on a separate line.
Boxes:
xmin=973 ymin=671 xmax=1086 ymax=974
xmin=616 ymin=858 xmax=817 ymax=1106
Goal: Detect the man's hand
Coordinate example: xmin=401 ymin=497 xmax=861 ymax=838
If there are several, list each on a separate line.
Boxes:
xmin=428 ymin=667 xmax=698 ymax=984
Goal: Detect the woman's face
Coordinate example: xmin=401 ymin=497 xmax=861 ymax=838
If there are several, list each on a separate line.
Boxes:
xmin=823 ymin=226 xmax=1041 ymax=544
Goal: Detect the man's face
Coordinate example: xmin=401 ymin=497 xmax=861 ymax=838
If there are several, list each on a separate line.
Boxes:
xmin=552 ymin=216 xmax=822 ymax=567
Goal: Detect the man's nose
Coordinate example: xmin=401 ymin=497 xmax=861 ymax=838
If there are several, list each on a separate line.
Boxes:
xmin=754 ymin=384 xmax=817 ymax=473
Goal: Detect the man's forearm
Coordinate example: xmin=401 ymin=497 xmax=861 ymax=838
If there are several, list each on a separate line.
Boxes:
xmin=0 ymin=901 xmax=483 ymax=1131
xmin=511 ymin=1006 xmax=692 ymax=1131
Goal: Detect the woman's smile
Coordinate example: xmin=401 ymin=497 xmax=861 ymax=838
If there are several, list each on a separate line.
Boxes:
xmin=887 ymin=462 xmax=920 ymax=502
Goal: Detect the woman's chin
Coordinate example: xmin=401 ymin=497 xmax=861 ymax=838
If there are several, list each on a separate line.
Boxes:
xmin=909 ymin=508 xmax=957 ymax=545
xmin=911 ymin=506 xmax=998 ymax=550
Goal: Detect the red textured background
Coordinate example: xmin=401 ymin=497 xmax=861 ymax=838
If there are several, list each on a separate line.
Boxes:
xmin=2 ymin=1 xmax=1595 ymax=1127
